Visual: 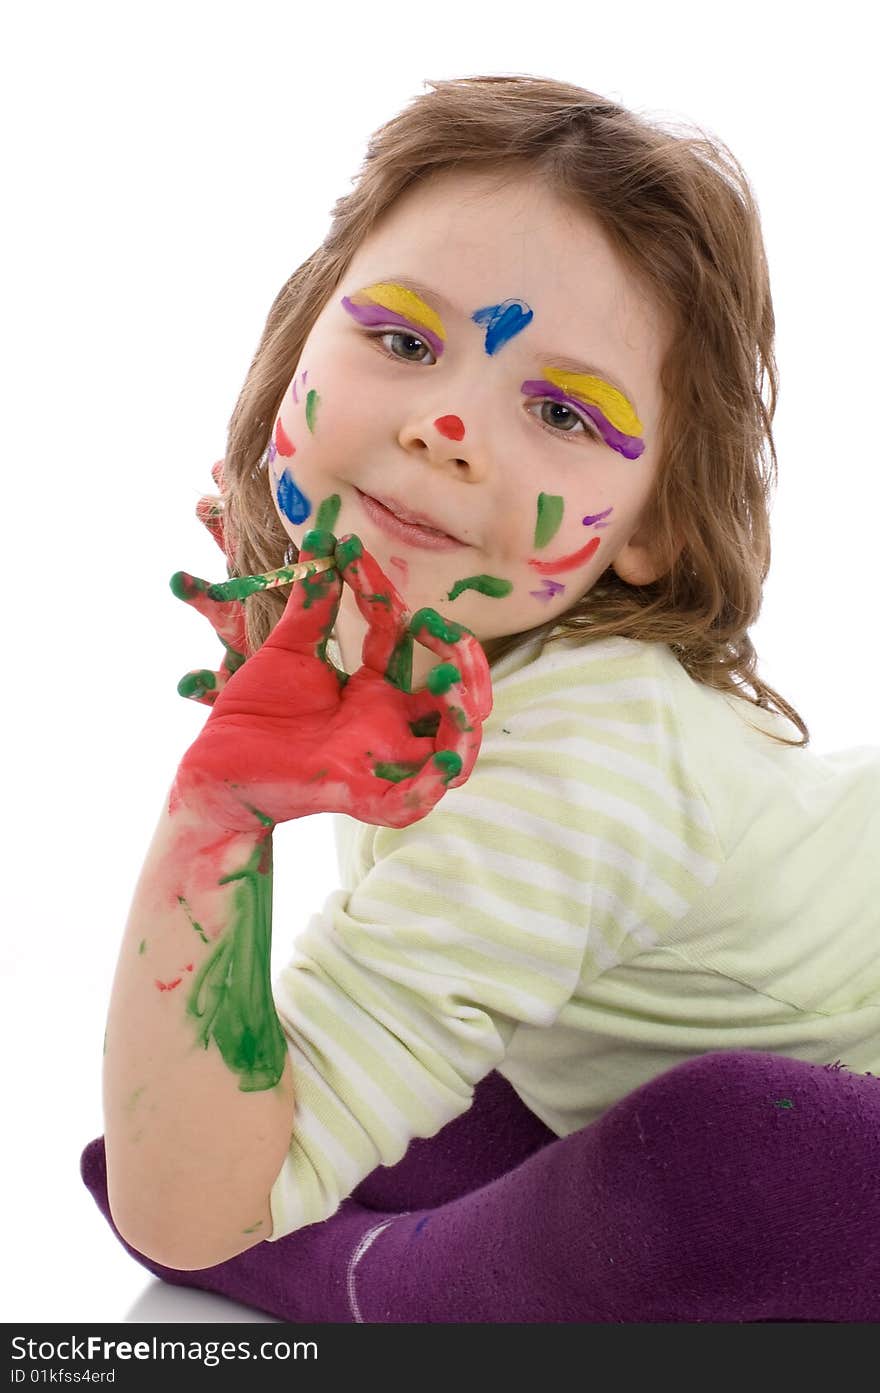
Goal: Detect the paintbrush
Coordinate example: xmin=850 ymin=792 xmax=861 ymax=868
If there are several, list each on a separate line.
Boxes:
xmin=205 ymin=555 xmax=337 ymax=602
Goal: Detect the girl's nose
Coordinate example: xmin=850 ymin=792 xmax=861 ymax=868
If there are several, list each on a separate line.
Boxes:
xmin=434 ymin=415 xmax=466 ymax=441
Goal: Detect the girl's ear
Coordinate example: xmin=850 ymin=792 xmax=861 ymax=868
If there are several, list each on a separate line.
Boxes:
xmin=610 ymin=524 xmax=685 ymax=588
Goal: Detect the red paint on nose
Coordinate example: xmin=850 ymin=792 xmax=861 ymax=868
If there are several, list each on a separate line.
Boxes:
xmin=434 ymin=414 xmax=465 ymax=441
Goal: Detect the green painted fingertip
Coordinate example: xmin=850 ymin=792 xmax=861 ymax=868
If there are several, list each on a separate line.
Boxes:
xmin=426 ymin=662 xmax=461 ymax=696
xmin=170 ymin=571 xmax=209 ymax=601
xmin=301 ymin=528 xmax=336 ymax=558
xmin=177 ymin=670 xmax=216 ymax=699
xmin=433 ymin=750 xmax=463 ymax=785
xmin=409 ymin=608 xmax=466 ymax=644
xmin=335 ymin=534 xmax=364 ymax=570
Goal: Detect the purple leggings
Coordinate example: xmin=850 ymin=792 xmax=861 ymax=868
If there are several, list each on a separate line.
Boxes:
xmin=81 ymin=1050 xmax=880 ymax=1322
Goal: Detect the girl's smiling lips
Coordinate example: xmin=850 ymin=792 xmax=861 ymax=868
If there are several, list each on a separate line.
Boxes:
xmin=355 ymin=488 xmax=467 ymax=550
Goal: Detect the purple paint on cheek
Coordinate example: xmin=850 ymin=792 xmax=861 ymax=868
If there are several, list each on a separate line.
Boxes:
xmin=583 ymin=506 xmax=614 ymax=527
xmin=529 ymin=578 xmax=566 ymax=603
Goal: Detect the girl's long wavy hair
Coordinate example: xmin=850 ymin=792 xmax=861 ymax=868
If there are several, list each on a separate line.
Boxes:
xmin=215 ymin=73 xmax=808 ymax=748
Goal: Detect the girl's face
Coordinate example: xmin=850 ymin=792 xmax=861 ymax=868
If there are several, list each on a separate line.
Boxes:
xmin=265 ymin=167 xmax=670 ymax=685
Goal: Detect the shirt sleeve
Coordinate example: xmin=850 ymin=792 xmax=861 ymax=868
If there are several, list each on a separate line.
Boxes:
xmin=267 ymin=636 xmax=723 ymax=1238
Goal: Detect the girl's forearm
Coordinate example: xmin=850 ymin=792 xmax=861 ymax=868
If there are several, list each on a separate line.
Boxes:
xmin=101 ymin=792 xmax=294 ymax=1271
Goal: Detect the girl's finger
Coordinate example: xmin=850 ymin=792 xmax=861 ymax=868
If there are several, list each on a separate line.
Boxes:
xmin=169 ymin=571 xmax=248 ymax=657
xmin=176 ymin=663 xmax=239 ymax=706
xmin=265 ymin=529 xmax=343 ymax=659
xmin=370 ymin=693 xmax=481 ymax=826
xmin=408 ymin=607 xmax=493 ymax=725
xmin=195 ymin=494 xmax=229 ymax=556
xmin=335 ymin=535 xmax=412 ymax=677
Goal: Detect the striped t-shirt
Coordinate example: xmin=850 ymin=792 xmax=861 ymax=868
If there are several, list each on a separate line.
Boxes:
xmin=268 ymin=627 xmax=880 ymax=1239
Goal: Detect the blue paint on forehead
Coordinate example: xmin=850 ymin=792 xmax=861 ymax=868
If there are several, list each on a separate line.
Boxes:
xmin=471 ymin=299 xmax=534 ymax=355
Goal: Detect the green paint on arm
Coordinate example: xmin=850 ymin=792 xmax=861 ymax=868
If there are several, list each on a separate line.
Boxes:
xmin=242 ymin=1220 xmax=264 ymax=1234
xmin=305 ymin=389 xmax=320 ymax=434
xmin=315 ymin=494 xmax=341 ymax=532
xmin=534 ymin=493 xmax=564 ymax=548
xmin=124 ymin=1085 xmax=147 ymax=1115
xmin=186 ymin=835 xmax=287 ymax=1092
xmin=447 ymin=575 xmax=513 ymax=602
xmin=178 ymin=896 xmax=209 ymax=944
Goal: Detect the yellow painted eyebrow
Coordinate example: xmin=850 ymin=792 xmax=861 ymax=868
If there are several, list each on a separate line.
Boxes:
xmin=356 ymin=282 xmax=446 ymax=341
xmin=543 ymin=367 xmax=643 ymax=439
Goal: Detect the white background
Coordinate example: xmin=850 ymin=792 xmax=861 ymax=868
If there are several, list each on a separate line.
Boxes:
xmin=3 ymin=0 xmax=877 ymax=1324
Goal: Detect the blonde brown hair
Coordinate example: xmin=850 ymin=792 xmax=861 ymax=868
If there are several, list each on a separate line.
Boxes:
xmin=214 ymin=73 xmax=808 ymax=748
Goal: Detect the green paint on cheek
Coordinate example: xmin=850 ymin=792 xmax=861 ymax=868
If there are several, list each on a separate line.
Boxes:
xmin=534 ymin=493 xmax=564 ymax=549
xmin=447 ymin=575 xmax=513 ymax=602
xmin=102 ymin=1028 xmax=107 ymax=1057
xmin=138 ymin=939 xmax=147 ymax=955
xmin=433 ymin=750 xmax=463 ymax=784
xmin=315 ymin=494 xmax=341 ymax=532
xmin=426 ymin=662 xmax=461 ymax=696
xmin=305 ymin=389 xmax=320 ymax=433
xmin=385 ymin=633 xmax=413 ymax=692
xmin=185 ymin=836 xmax=286 ymax=1092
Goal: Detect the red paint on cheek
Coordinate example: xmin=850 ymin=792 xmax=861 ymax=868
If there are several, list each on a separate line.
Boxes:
xmin=274 ymin=417 xmax=296 ymax=457
xmin=528 ymin=536 xmax=601 ymax=575
xmin=389 ymin=556 xmax=409 ymax=582
xmin=155 ymin=977 xmax=183 ymax=992
xmin=434 ymin=415 xmax=465 ymax=441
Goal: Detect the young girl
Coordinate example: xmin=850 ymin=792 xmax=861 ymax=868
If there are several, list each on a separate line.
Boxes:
xmin=82 ymin=74 xmax=880 ymax=1323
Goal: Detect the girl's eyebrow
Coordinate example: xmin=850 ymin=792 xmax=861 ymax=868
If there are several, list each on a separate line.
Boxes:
xmin=361 ymin=272 xmax=639 ymax=415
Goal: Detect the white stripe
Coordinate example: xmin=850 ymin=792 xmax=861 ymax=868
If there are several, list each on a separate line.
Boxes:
xmin=347 ymin=1216 xmax=409 ymax=1322
xmin=468 ymin=765 xmax=719 ymax=883
xmin=433 ymin=789 xmax=706 ymax=915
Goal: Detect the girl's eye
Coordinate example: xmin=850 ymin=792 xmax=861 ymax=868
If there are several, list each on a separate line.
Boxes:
xmin=528 ymin=399 xmax=601 ymax=444
xmin=366 ymin=329 xmax=436 ymax=365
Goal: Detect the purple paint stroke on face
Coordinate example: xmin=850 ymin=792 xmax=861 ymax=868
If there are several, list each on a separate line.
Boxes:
xmin=341 ymin=296 xmax=445 ymax=359
xmin=303 ymin=369 xmax=308 ymax=384
xmin=583 ymin=506 xmax=614 ymax=527
xmin=471 ymin=299 xmax=534 ymax=355
xmin=521 ymin=380 xmax=644 ymax=460
xmin=529 ymin=578 xmax=566 ymax=603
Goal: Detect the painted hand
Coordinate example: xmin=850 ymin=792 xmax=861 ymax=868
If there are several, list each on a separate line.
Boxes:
xmin=169 ymin=529 xmax=493 ymax=832
xmin=171 ymin=460 xmax=250 ymax=705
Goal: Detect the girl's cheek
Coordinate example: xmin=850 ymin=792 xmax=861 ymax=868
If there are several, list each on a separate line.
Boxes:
xmin=264 ymin=368 xmax=335 ymax=536
xmin=521 ymin=491 xmax=615 ymax=605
